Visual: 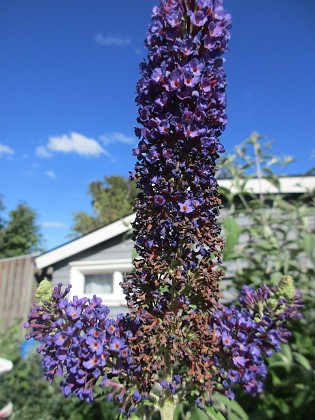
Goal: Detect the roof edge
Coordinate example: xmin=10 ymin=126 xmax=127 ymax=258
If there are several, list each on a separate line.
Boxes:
xmin=36 ymin=213 xmax=135 ymax=269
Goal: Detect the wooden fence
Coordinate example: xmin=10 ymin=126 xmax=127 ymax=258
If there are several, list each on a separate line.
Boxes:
xmin=0 ymin=255 xmax=37 ymax=335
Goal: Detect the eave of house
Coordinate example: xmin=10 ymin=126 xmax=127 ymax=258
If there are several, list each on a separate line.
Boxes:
xmin=219 ymin=176 xmax=314 ymax=194
xmin=36 ymin=213 xmax=135 ymax=270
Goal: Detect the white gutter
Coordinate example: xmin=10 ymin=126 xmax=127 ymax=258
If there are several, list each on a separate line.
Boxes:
xmin=219 ymin=176 xmax=314 ymax=194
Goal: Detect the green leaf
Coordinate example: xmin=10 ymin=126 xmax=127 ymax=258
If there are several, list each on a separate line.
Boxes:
xmin=223 ymin=217 xmax=241 ymax=261
xmin=292 ymin=352 xmax=312 ymax=370
xmin=270 ymin=271 xmax=283 ymax=285
xmin=302 ymin=233 xmax=315 ymax=263
xmin=227 ymin=401 xmax=248 ymax=420
xmin=270 ymin=370 xmax=284 ymax=386
xmin=204 ymin=405 xmax=226 ymax=420
xmin=281 ymin=344 xmax=292 ymax=361
xmin=213 ymin=394 xmax=248 ymax=420
xmin=173 ymin=402 xmax=184 ymax=420
xmin=268 ymin=361 xmax=291 ymax=372
xmin=293 ymin=389 xmax=309 ymax=408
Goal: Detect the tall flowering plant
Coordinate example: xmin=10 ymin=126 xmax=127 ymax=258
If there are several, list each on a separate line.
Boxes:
xmin=25 ymin=1 xmax=302 ymax=418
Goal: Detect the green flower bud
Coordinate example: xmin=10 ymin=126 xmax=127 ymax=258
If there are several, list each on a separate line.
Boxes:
xmin=276 ymin=275 xmax=295 ymax=300
xmin=35 ymin=279 xmax=53 ymax=305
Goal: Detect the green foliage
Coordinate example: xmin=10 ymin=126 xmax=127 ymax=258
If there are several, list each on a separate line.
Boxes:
xmin=212 ymin=395 xmax=248 ymax=420
xmin=0 ymin=323 xmax=119 ymax=420
xmin=0 ymin=201 xmax=43 ymax=258
xmin=222 ymin=217 xmax=241 ymax=261
xmin=219 ymin=133 xmax=315 ymax=419
xmin=71 ymin=175 xmax=137 ymax=236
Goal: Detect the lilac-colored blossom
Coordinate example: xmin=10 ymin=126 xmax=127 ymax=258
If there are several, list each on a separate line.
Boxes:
xmin=178 ymin=200 xmax=195 ymax=213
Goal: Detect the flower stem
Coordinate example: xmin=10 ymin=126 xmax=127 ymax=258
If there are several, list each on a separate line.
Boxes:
xmin=160 ymin=399 xmax=177 ymax=420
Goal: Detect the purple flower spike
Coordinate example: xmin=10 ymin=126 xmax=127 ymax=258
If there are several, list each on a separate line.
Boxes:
xmin=126 ymin=0 xmax=231 ymax=407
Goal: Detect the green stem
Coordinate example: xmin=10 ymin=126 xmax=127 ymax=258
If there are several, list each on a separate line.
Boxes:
xmin=160 ymin=398 xmax=177 ymax=420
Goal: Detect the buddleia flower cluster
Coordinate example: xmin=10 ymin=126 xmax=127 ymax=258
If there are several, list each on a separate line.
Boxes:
xmin=122 ymin=0 xmax=231 ymax=400
xmin=210 ymin=276 xmax=302 ymax=403
xmin=25 ymin=281 xmax=146 ymax=414
xmin=25 ymin=1 xmax=302 ymax=418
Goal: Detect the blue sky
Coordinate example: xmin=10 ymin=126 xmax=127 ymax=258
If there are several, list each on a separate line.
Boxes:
xmin=1 ymin=0 xmax=314 ymax=250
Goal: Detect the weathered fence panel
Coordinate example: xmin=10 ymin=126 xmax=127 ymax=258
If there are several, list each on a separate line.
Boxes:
xmin=0 ymin=255 xmax=36 ymax=334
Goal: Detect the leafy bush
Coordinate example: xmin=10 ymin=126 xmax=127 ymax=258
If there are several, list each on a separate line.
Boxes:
xmin=219 ymin=133 xmax=315 ymax=419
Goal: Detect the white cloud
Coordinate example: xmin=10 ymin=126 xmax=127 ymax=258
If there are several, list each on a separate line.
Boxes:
xmin=36 ymin=132 xmax=108 ymax=158
xmin=45 ymin=171 xmax=56 ymax=179
xmin=0 ymin=143 xmax=14 ymax=156
xmin=36 ymin=146 xmax=52 ymax=158
xmin=47 ymin=132 xmax=108 ymax=157
xmin=94 ymin=33 xmax=131 ymax=47
xmin=41 ymin=221 xmax=68 ymax=228
xmin=100 ymin=131 xmax=134 ymax=146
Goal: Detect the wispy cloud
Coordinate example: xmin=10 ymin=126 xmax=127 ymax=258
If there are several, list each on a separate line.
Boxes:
xmin=45 ymin=171 xmax=56 ymax=179
xmin=41 ymin=221 xmax=68 ymax=228
xmin=36 ymin=146 xmax=52 ymax=158
xmin=0 ymin=143 xmax=14 ymax=157
xmin=37 ymin=132 xmax=108 ymax=158
xmin=100 ymin=131 xmax=134 ymax=146
xmin=94 ymin=33 xmax=131 ymax=47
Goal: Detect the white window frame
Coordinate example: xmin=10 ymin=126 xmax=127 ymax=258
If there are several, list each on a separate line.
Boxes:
xmin=69 ymin=259 xmax=132 ymax=307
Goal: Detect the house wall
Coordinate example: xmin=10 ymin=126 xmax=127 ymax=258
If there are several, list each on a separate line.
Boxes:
xmin=51 ymin=235 xmax=134 ymax=284
xmin=51 ymin=234 xmax=134 ymax=317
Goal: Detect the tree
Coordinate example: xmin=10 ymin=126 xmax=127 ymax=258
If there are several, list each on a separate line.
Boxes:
xmin=71 ymin=175 xmax=138 ymax=236
xmin=0 ymin=202 xmax=43 ymax=259
xmin=0 ymin=195 xmax=5 ymax=231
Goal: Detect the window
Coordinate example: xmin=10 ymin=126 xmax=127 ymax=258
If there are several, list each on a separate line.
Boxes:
xmin=69 ymin=259 xmax=133 ymax=307
xmin=84 ymin=273 xmax=113 ymax=294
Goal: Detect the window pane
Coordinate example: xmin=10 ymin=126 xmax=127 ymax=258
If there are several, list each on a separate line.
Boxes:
xmin=84 ymin=273 xmax=113 ymax=294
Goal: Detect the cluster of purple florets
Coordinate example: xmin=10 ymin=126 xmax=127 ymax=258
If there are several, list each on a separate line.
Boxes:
xmin=211 ymin=283 xmax=303 ymax=401
xmin=128 ymin=0 xmax=231 ymax=278
xmin=24 ymin=283 xmax=147 ymax=415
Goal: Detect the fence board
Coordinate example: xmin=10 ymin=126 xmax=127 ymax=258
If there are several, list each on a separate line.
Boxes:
xmin=0 ymin=255 xmax=36 ymax=335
